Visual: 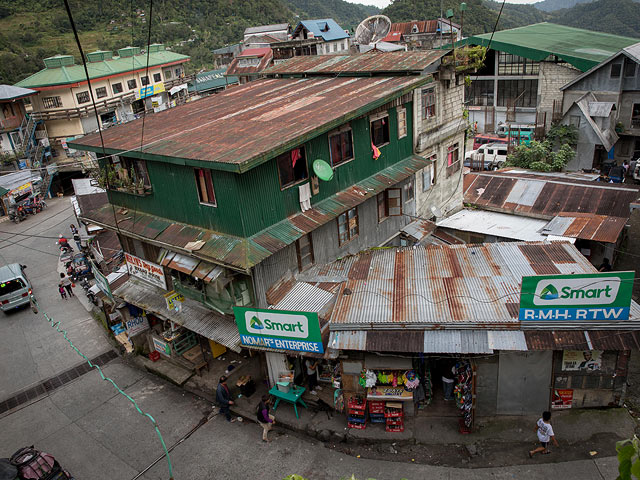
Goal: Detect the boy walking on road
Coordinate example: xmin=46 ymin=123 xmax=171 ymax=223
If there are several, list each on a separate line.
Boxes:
xmin=256 ymin=395 xmax=275 ymax=442
xmin=529 ymin=411 xmax=559 ymax=457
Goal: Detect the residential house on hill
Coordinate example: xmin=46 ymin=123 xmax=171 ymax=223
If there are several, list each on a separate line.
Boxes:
xmin=458 ymin=23 xmax=637 ymax=135
xmin=226 ymin=48 xmax=274 ymax=84
xmin=382 ymin=19 xmax=461 ymax=50
xmin=243 ymin=23 xmax=290 ymax=42
xmin=272 ymin=19 xmax=350 ymax=63
xmin=0 ymin=85 xmax=37 ymax=164
xmin=14 ymin=45 xmax=190 ymax=168
xmin=560 ymin=42 xmax=640 ymax=171
xmin=69 ymin=50 xmax=467 ymax=382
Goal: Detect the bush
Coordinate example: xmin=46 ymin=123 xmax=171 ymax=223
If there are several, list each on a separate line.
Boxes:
xmin=505 ymin=140 xmax=574 ymax=172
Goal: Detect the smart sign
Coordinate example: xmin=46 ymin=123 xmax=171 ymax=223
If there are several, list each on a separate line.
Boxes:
xmin=233 ymin=306 xmax=323 ymax=353
xmin=519 ymin=272 xmax=634 ymax=321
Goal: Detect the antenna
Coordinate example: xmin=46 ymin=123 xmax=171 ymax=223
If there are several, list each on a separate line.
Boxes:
xmin=355 ymin=15 xmax=392 ymax=45
xmin=430 ymin=205 xmax=443 ymax=218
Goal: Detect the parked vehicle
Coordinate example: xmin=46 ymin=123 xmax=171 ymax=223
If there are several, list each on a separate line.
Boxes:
xmin=472 ymin=133 xmax=509 ymax=150
xmin=464 ymin=143 xmax=509 ymax=170
xmin=8 ymin=206 xmax=26 ymax=224
xmin=80 ymin=278 xmax=97 ymax=305
xmin=608 ymin=165 xmax=625 ymax=183
xmin=0 ymin=264 xmax=34 ymax=314
xmin=495 ymin=124 xmax=535 ymax=145
xmin=3 ymin=446 xmax=74 ymax=479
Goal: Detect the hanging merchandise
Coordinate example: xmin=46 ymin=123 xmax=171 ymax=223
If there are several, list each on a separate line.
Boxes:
xmin=403 ymin=370 xmax=420 ymax=391
xmin=360 ymin=369 xmax=377 ymax=388
xmin=453 ymin=360 xmax=474 ymax=432
xmin=334 ymin=389 xmax=345 ymax=413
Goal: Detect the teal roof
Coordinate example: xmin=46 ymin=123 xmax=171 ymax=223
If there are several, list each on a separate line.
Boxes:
xmin=456 ymin=22 xmax=638 ymax=72
xmin=188 ymin=68 xmax=239 ymax=93
xmin=15 ymin=50 xmax=190 ymax=88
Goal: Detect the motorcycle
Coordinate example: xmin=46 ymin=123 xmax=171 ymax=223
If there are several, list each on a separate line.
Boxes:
xmin=80 ymin=277 xmax=97 ymax=305
xmin=2 ymin=445 xmax=74 ymax=479
xmin=8 ymin=206 xmax=26 ymax=224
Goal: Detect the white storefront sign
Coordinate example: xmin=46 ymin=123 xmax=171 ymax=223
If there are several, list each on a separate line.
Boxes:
xmin=125 ymin=315 xmax=150 ymax=338
xmin=125 ymin=253 xmax=167 ymax=290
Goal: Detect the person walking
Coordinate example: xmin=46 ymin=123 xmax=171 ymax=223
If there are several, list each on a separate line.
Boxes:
xmin=529 ymin=411 xmax=559 ymax=457
xmin=70 ymin=224 xmax=78 ymax=236
xmin=598 ymin=258 xmax=612 ymax=272
xmin=58 ymin=283 xmax=67 ymax=300
xmin=59 ymin=272 xmax=74 ymax=297
xmin=256 ymin=395 xmax=275 ymax=442
xmin=216 ymin=376 xmax=236 ymax=422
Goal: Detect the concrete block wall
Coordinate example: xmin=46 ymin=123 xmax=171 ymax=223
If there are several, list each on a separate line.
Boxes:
xmin=538 ymin=62 xmax=581 ymax=128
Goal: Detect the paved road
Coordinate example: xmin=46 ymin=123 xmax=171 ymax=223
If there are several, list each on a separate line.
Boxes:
xmin=0 ymin=198 xmax=620 ymax=480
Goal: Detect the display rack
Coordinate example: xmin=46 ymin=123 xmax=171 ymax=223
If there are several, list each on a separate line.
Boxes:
xmin=347 ymin=397 xmax=367 ymax=429
xmin=384 ymin=401 xmax=404 ymax=432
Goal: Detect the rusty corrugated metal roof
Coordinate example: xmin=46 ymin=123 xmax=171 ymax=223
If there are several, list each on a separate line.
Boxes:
xmin=70 ymin=76 xmax=430 ymax=173
xmin=80 ymin=154 xmax=430 ymax=272
xmin=264 ymin=50 xmax=446 ymax=76
xmin=525 ymin=330 xmax=640 ymax=350
xmin=540 ymin=213 xmax=627 ymax=243
xmin=465 ymin=172 xmax=640 ymax=220
xmin=322 ymin=242 xmax=599 ymax=328
xmin=227 ymin=48 xmax=273 ymax=76
xmin=390 ymin=20 xmax=439 ymax=35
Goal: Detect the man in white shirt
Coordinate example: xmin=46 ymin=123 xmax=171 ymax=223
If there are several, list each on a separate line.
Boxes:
xmin=529 ymin=410 xmax=559 ymax=457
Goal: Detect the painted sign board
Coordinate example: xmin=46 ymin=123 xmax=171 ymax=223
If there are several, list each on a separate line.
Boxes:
xmin=233 ymin=306 xmax=323 ymax=354
xmin=519 ymin=272 xmax=634 ymax=321
xmin=551 ymin=389 xmax=573 ymax=409
xmin=125 ymin=253 xmax=167 ymax=290
xmin=367 ymin=386 xmax=413 ymax=401
xmin=136 ymin=82 xmax=165 ymax=100
xmin=90 ymin=260 xmax=112 ymax=300
xmin=125 ymin=315 xmax=149 ymax=338
xmin=164 ymin=290 xmax=184 ymax=312
xmin=562 ymin=350 xmax=602 ymax=372
xmin=152 ymin=336 xmax=171 ymax=357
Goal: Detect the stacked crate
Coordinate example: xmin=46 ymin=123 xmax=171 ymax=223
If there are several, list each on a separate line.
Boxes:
xmin=347 ymin=397 xmax=367 ymax=429
xmin=368 ymin=400 xmax=385 ymax=424
xmin=384 ymin=402 xmax=404 ymax=432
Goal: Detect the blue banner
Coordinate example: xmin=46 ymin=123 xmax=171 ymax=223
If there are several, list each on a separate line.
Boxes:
xmin=240 ymin=334 xmax=323 ymax=353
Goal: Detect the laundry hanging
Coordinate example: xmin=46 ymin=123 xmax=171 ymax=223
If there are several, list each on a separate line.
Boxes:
xmin=299 ymin=182 xmax=312 ymax=212
xmin=291 ymin=148 xmax=302 ymax=168
xmin=371 ymin=142 xmax=381 ymax=160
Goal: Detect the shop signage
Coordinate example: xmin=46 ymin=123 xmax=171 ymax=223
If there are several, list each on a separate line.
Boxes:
xmin=164 ymin=290 xmax=184 ymax=312
xmin=233 ymin=306 xmax=323 ymax=354
xmin=367 ymin=386 xmax=413 ymax=400
xmin=519 ymin=272 xmax=633 ymax=321
xmin=125 ymin=253 xmax=167 ymax=290
xmin=551 ymin=389 xmax=573 ymax=409
xmin=136 ymin=82 xmax=165 ymax=100
xmin=562 ymin=350 xmax=602 ymax=372
xmin=90 ymin=260 xmax=112 ymax=300
xmin=125 ymin=314 xmax=149 ymax=338
xmin=152 ymin=336 xmax=171 ymax=357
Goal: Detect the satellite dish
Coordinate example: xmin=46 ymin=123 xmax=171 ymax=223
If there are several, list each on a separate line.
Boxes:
xmin=313 ymin=159 xmax=334 ymax=181
xmin=430 ymin=205 xmax=443 ymax=218
xmin=355 ymin=15 xmax=392 ymax=45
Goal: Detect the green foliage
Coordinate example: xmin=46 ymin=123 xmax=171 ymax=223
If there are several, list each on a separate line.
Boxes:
xmin=505 ymin=140 xmax=574 ymax=172
xmin=533 ymin=0 xmax=595 ymax=12
xmin=282 ymin=0 xmax=380 ymax=31
xmin=549 ymin=0 xmax=640 ymax=38
xmin=546 ymin=123 xmax=578 ymax=149
xmin=617 ymin=435 xmax=640 ymax=480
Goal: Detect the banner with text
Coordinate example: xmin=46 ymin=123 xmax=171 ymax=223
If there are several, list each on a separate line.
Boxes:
xmin=519 ymin=272 xmax=633 ymax=321
xmin=125 ymin=253 xmax=167 ymax=290
xmin=233 ymin=306 xmax=323 ymax=354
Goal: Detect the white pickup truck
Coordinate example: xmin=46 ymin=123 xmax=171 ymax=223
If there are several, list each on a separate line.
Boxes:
xmin=464 ymin=143 xmax=509 ymax=170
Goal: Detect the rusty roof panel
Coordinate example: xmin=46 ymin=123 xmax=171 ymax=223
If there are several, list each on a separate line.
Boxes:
xmin=390 ymin=20 xmax=439 ymax=35
xmin=525 ymin=330 xmax=556 ymax=350
xmin=525 ymin=331 xmax=640 ymax=350
xmin=366 ymin=330 xmax=425 ymax=352
xmin=588 ymin=330 xmax=640 ymax=350
xmin=464 ymin=172 xmax=640 ymax=221
xmin=540 ymin=213 xmax=627 ymax=243
xmin=71 ymin=76 xmax=429 ymax=170
xmin=167 ymin=252 xmax=200 ymax=275
xmin=264 ymin=50 xmax=446 ymax=75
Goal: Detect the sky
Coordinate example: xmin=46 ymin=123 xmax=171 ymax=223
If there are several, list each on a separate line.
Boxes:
xmin=343 ymin=0 xmax=538 ymax=9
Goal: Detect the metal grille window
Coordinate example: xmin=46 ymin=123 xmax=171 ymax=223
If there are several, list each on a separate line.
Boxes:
xmin=112 ymin=82 xmax=123 ymax=94
xmin=194 ymin=168 xmax=216 ymax=206
xmin=296 ymin=233 xmax=314 ymax=271
xmin=397 ymin=107 xmax=407 ymax=139
xmin=465 ymin=80 xmax=494 ymax=106
xmin=42 ymin=96 xmax=62 ymax=109
xmin=632 ymin=104 xmax=640 ymax=128
xmin=610 ymin=63 xmax=621 ymax=78
xmin=498 ymin=53 xmax=539 ymax=75
xmin=127 ymin=79 xmax=137 ymax=90
xmin=76 ymin=91 xmax=90 ymax=104
xmin=421 ymin=88 xmax=436 ymax=119
xmin=370 ymin=115 xmax=390 ymax=147
xmin=497 ymin=79 xmax=538 ymax=108
xmin=95 ymin=87 xmax=107 ymax=99
xmin=329 ymin=128 xmax=354 ymax=167
xmin=141 ymin=76 xmax=150 ymax=86
xmin=153 ymin=73 xmax=161 ymax=83
xmin=277 ymin=147 xmax=308 ymax=189
xmin=337 ymin=207 xmax=359 ymax=245
xmin=446 ymin=143 xmax=460 ymax=178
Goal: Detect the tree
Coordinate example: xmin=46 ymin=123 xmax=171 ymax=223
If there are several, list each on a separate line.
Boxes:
xmin=617 ymin=436 xmax=640 ymax=480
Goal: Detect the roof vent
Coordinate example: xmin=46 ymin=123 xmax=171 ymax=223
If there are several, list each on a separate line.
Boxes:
xmin=117 ymin=46 xmax=141 ymax=58
xmin=147 ymin=43 xmax=165 ymax=53
xmin=86 ymin=50 xmax=113 ymax=63
xmin=43 ymin=55 xmax=75 ymax=69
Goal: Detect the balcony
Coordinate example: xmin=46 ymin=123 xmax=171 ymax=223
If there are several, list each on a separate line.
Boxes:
xmin=30 ymin=92 xmax=136 ymax=121
xmin=163 ymin=74 xmax=195 ymax=91
xmin=0 ymin=115 xmax=23 ymax=132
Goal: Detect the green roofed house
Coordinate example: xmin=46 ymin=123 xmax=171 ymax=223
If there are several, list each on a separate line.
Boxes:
xmin=14 ymin=44 xmax=189 ymax=168
xmin=188 ymin=68 xmax=239 ymax=96
xmin=456 ymin=23 xmax=638 ymax=135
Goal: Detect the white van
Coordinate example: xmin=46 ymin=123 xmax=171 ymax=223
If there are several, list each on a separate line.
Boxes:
xmin=464 ymin=143 xmax=509 ymax=170
xmin=0 ymin=263 xmax=33 ymax=313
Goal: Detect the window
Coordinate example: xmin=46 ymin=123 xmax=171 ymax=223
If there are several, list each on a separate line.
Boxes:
xmin=498 ymin=53 xmax=539 ymax=75
xmin=112 ymin=82 xmax=123 ymax=95
xmin=277 ymin=147 xmax=308 ymax=189
xmin=175 ymin=68 xmax=182 ymax=77
xmin=153 ymin=73 xmax=161 ymax=83
xmin=238 ymin=58 xmax=260 ymax=67
xmin=497 ymin=79 xmax=538 ymax=108
xmin=422 ymin=160 xmax=436 ymax=192
xmin=164 ymin=69 xmax=172 ymax=80
xmin=127 ymin=79 xmax=137 ymax=90
xmin=296 ymin=233 xmax=314 ymax=271
xmin=611 ymin=63 xmax=621 ymax=78
xmin=329 ymin=128 xmax=354 ymax=167
xmin=377 ymin=192 xmax=388 ymax=222
xmin=465 ymin=80 xmax=494 ymax=106
xmin=446 ymin=144 xmax=460 ymax=178
xmin=194 ymin=168 xmax=216 ymax=206
xmin=632 ymin=104 xmax=640 ymax=128
xmin=42 ymin=96 xmax=63 ymax=109
xmin=337 ymin=207 xmax=359 ymax=245
xmin=76 ymin=91 xmax=90 ymax=104
xmin=404 ymin=179 xmax=414 ymax=202
xmin=0 ymin=278 xmax=25 ymax=295
xmin=397 ymin=107 xmax=407 ymax=139
xmin=569 ymin=115 xmax=581 ymax=128
xmin=370 ymin=114 xmax=390 ymax=147
xmin=141 ymin=76 xmax=150 ymax=86
xmin=422 ymin=88 xmax=436 ymax=119
xmin=377 ymin=188 xmax=402 ymax=222
xmin=110 ymin=155 xmax=151 ymax=188
xmin=95 ymin=87 xmax=107 ymax=99
xmin=624 ymin=58 xmax=636 ymax=78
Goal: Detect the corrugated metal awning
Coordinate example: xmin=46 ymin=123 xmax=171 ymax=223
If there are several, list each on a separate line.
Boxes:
xmin=540 ymin=213 xmax=626 ymax=243
xmin=424 ymin=330 xmax=491 ymax=354
xmin=525 ymin=330 xmax=640 ymax=351
xmin=112 ymin=276 xmax=241 ymax=352
xmin=167 ymin=252 xmax=200 ymax=275
xmin=273 ymin=282 xmax=334 ymax=313
xmin=401 ymin=219 xmax=436 ymax=243
xmin=436 ymin=209 xmax=548 ymax=242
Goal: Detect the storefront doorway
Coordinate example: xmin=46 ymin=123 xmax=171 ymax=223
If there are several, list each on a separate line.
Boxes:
xmin=497 ymin=351 xmax=552 ymax=415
